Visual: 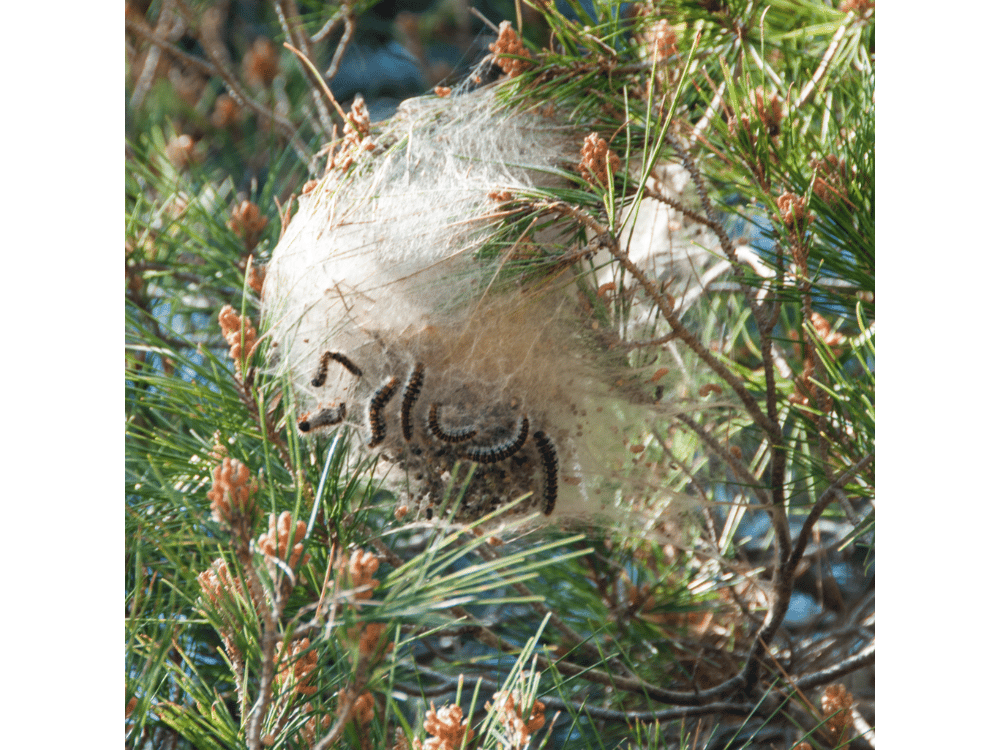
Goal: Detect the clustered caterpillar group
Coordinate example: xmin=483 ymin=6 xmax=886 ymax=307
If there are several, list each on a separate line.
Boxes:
xmin=263 ymin=87 xmax=698 ymax=535
xmin=297 ymin=351 xmax=559 ymax=519
xmin=299 ymin=351 xmax=363 ymax=434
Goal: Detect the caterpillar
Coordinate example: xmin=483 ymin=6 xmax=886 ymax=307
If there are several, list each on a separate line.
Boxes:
xmin=426 ymin=402 xmax=478 ymax=444
xmin=298 ymin=403 xmax=346 ymax=433
xmin=533 ymin=431 xmax=558 ymax=515
xmin=463 ymin=416 xmax=530 ymax=464
xmin=367 ymin=377 xmax=400 ymax=448
xmin=400 ymin=363 xmax=425 ymax=442
xmin=311 ymin=351 xmax=363 ymax=387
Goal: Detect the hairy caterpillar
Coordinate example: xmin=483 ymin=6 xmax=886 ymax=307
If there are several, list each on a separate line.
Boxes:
xmin=400 ymin=363 xmax=425 ymax=442
xmin=367 ymin=377 xmax=400 ymax=448
xmin=532 ymin=430 xmax=559 ymax=516
xmin=463 ymin=415 xmax=530 ymax=464
xmin=312 ymin=351 xmax=363 ymax=387
xmin=298 ymin=403 xmax=346 ymax=433
xmin=426 ymin=402 xmax=478 ymax=444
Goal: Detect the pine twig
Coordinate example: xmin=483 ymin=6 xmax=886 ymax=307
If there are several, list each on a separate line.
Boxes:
xmin=536 ymin=199 xmax=777 ymax=438
xmin=674 ymin=413 xmax=770 ymax=507
xmin=794 ymin=640 xmax=875 ymax=691
xmin=274 ymin=0 xmax=335 ymax=135
xmin=235 ymin=541 xmax=282 ymax=750
xmin=311 ymin=8 xmax=347 ymax=43
xmin=324 ymin=12 xmax=356 ymax=80
xmin=129 ymin=0 xmax=185 ymax=109
xmin=313 ymin=652 xmax=373 ymax=750
xmin=163 ymin=1 xmax=311 ymax=163
xmin=788 ymin=454 xmax=874 ymax=574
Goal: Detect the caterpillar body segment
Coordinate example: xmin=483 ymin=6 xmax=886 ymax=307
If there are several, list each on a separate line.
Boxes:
xmin=312 ymin=351 xmax=363 ymax=387
xmin=462 ymin=416 xmax=530 ymax=464
xmin=400 ymin=363 xmax=425 ymax=441
xmin=298 ymin=403 xmax=346 ymax=433
xmin=367 ymin=377 xmax=400 ymax=448
xmin=533 ymin=430 xmax=559 ymax=515
xmin=427 ymin=402 xmax=478 ymax=444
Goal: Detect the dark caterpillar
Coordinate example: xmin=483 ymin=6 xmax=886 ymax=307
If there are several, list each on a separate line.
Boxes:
xmin=311 ymin=351 xmax=363 ymax=387
xmin=367 ymin=377 xmax=400 ymax=448
xmin=463 ymin=416 xmax=530 ymax=464
xmin=427 ymin=403 xmax=478 ymax=444
xmin=533 ymin=431 xmax=559 ymax=515
xmin=400 ymin=363 xmax=425 ymax=442
xmin=298 ymin=403 xmax=346 ymax=433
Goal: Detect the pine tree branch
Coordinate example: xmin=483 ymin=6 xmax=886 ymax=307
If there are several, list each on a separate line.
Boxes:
xmin=794 ymin=640 xmax=875 ymax=691
xmin=536 ymin=199 xmax=777 ymax=438
xmin=313 ymin=651 xmax=373 ymax=750
xmin=274 ymin=0 xmax=335 ymax=136
xmin=130 ymin=2 xmax=312 ymax=163
xmin=674 ymin=413 xmax=770 ymax=507
xmin=324 ymin=12 xmax=356 ymax=80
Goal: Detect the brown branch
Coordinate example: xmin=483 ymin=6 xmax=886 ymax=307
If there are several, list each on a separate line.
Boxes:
xmin=313 ymin=652 xmax=373 ymax=750
xmin=126 ymin=16 xmax=218 ymax=80
xmin=163 ymin=2 xmax=311 ymax=163
xmin=129 ymin=0 xmax=185 ymax=109
xmin=535 ymin=199 xmax=777 ymax=438
xmin=620 ymin=331 xmax=679 ymax=350
xmin=743 ymin=453 xmax=874 ymax=688
xmin=274 ymin=0 xmax=335 ymax=135
xmin=233 ymin=541 xmax=281 ymax=750
xmin=311 ymin=8 xmax=346 ymax=42
xmin=643 ymin=183 xmax=722 ymax=234
xmin=787 ymin=454 xmax=874 ymax=576
xmin=662 ymin=133 xmax=791 ymax=561
xmin=325 ymin=13 xmax=356 ymax=81
xmin=794 ymin=640 xmax=875 ymax=691
xmin=674 ymin=413 xmax=770 ymax=507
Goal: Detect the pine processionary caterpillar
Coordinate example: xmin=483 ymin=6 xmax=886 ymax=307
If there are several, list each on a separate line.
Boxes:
xmin=427 ymin=402 xmax=478 ymax=444
xmin=298 ymin=403 xmax=346 ymax=433
xmin=463 ymin=416 xmax=530 ymax=464
xmin=311 ymin=351 xmax=363 ymax=387
xmin=400 ymin=363 xmax=425 ymax=442
xmin=367 ymin=377 xmax=400 ymax=448
xmin=533 ymin=431 xmax=558 ymax=515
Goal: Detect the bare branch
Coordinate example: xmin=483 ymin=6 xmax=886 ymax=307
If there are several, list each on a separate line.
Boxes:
xmin=163 ymin=1 xmax=312 ymax=163
xmin=311 ymin=7 xmax=346 ymax=43
xmin=674 ymin=413 xmax=770 ymax=507
xmin=129 ymin=0 xmax=185 ymax=109
xmin=794 ymin=640 xmax=875 ymax=691
xmin=313 ymin=652 xmax=373 ymax=750
xmin=274 ymin=0 xmax=335 ymax=135
xmin=324 ymin=13 xmax=356 ymax=81
xmin=536 ymin=199 xmax=779 ymax=438
xmin=788 ymin=454 xmax=875 ymax=572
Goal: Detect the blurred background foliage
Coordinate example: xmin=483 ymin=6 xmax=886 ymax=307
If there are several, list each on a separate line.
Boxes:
xmin=126 ymin=1 xmax=874 ymax=748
